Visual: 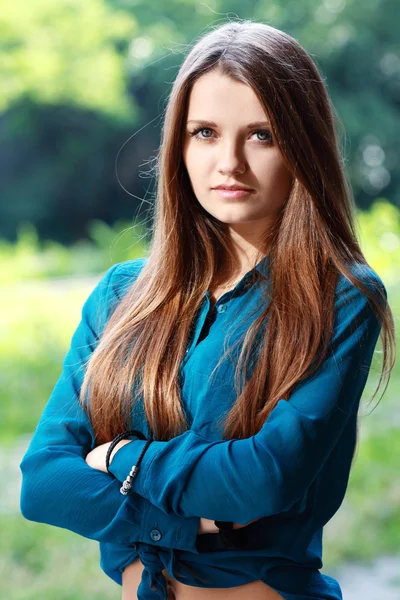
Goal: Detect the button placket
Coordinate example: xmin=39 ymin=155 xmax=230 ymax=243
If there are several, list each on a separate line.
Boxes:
xmin=184 ymin=284 xmax=246 ymax=359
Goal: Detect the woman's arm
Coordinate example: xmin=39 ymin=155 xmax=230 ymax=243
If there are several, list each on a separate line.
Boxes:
xmin=108 ymin=269 xmax=387 ymax=524
xmin=19 ymin=263 xmax=200 ymax=552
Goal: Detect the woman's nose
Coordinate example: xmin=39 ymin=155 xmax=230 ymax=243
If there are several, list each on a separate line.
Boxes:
xmin=217 ymin=144 xmax=247 ymax=175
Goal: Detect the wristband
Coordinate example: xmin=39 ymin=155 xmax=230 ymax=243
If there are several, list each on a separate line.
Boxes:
xmin=105 ymin=429 xmax=147 ymax=473
xmin=119 ymin=437 xmax=154 ymax=495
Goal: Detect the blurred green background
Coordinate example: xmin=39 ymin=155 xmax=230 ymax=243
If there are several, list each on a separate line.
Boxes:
xmin=1 ymin=0 xmax=399 ymax=598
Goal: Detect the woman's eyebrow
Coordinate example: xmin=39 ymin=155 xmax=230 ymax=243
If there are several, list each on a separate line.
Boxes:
xmin=186 ymin=119 xmax=271 ymax=128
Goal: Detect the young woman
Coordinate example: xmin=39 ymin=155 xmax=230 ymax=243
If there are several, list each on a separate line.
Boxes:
xmin=20 ymin=19 xmax=396 ymax=600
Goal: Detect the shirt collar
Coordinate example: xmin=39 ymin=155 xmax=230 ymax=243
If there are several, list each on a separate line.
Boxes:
xmin=255 ymin=254 xmax=269 ymax=277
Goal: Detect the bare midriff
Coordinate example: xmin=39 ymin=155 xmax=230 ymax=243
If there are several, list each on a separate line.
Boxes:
xmin=121 ymin=557 xmax=285 ymax=600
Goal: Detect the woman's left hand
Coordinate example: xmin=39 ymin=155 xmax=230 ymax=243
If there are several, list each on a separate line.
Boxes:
xmin=85 ymin=439 xmax=132 ymax=473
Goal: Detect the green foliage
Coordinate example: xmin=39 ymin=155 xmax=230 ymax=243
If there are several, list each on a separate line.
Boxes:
xmin=86 ymin=217 xmax=149 ymax=265
xmin=357 ymin=200 xmax=400 ymax=285
xmin=0 ymin=0 xmax=138 ymax=118
xmin=1 ymin=218 xmax=149 ymax=282
xmin=0 ymin=514 xmax=119 ymax=599
xmin=1 ymin=0 xmax=399 ymax=243
xmin=324 ymin=426 xmax=400 ymax=566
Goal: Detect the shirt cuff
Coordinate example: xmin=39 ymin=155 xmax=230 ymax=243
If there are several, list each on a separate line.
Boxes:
xmin=107 ymin=438 xmax=165 ymax=492
xmin=140 ymin=502 xmax=200 ymax=553
xmin=108 ymin=439 xmax=200 ymax=554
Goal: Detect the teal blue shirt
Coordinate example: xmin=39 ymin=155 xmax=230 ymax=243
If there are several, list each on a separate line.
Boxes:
xmin=19 ymin=256 xmax=386 ymax=600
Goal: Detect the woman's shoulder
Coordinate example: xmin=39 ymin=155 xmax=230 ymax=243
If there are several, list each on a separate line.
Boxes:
xmin=112 ymin=257 xmax=149 ymax=277
xmin=84 ymin=258 xmax=149 ymax=333
xmin=336 ymin=261 xmax=386 ymax=298
xmin=334 ymin=262 xmax=387 ymax=327
xmin=108 ymin=257 xmax=149 ymax=294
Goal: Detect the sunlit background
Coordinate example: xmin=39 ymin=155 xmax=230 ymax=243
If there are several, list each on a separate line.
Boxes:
xmin=1 ymin=1 xmax=399 ymax=598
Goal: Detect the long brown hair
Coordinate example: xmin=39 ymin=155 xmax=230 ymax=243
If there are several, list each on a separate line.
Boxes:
xmin=80 ymin=19 xmax=396 ymax=445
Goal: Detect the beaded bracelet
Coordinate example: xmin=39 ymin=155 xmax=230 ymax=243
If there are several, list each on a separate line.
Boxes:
xmin=105 ymin=429 xmax=154 ymax=496
xmin=119 ymin=438 xmax=154 ymax=495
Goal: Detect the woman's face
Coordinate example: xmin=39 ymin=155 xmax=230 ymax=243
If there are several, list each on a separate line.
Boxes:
xmin=182 ymin=70 xmax=293 ymax=236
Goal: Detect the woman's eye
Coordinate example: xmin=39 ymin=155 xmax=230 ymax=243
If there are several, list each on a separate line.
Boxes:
xmin=253 ymin=130 xmax=272 ymax=143
xmin=188 ymin=127 xmax=272 ymax=145
xmin=189 ymin=127 xmax=213 ymax=140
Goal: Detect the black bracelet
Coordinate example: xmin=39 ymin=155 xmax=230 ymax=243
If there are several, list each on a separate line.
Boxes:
xmin=119 ymin=437 xmax=154 ymax=495
xmin=105 ymin=429 xmax=147 ymax=474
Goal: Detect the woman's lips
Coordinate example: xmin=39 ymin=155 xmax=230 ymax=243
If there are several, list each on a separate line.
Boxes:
xmin=213 ymin=188 xmax=254 ymax=198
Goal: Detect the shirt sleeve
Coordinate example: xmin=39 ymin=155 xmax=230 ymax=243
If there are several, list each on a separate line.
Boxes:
xmin=19 ymin=262 xmax=200 ymax=552
xmin=108 ymin=268 xmax=387 ymax=524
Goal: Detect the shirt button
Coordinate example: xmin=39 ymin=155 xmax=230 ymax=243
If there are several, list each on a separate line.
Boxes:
xmin=150 ymin=529 xmax=162 ymax=542
xmin=217 ymin=304 xmax=227 ymax=313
